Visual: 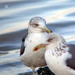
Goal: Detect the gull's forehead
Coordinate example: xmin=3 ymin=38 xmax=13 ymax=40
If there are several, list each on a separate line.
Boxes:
xmin=29 ymin=17 xmax=46 ymax=25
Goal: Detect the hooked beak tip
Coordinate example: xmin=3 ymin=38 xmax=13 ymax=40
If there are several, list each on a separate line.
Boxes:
xmin=42 ymin=28 xmax=50 ymax=33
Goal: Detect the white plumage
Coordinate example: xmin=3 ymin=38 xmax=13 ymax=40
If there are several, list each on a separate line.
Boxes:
xmin=45 ymin=33 xmax=75 ymax=75
xmin=20 ymin=17 xmax=50 ymax=75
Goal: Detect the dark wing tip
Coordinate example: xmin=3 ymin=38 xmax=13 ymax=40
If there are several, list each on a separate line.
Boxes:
xmin=66 ymin=44 xmax=75 ymax=70
xmin=22 ymin=38 xmax=25 ymax=42
xmin=20 ymin=42 xmax=25 ymax=56
xmin=20 ymin=31 xmax=28 ymax=56
xmin=66 ymin=58 xmax=75 ymax=70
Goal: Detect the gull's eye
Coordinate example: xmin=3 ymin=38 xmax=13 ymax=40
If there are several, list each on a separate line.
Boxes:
xmin=47 ymin=38 xmax=53 ymax=42
xmin=32 ymin=23 xmax=39 ymax=28
xmin=34 ymin=24 xmax=39 ymax=27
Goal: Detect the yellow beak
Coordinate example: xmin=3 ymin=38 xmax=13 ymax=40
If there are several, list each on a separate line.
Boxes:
xmin=41 ymin=28 xmax=50 ymax=33
xmin=33 ymin=44 xmax=49 ymax=51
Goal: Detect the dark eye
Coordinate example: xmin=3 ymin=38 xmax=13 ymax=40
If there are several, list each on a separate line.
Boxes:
xmin=34 ymin=24 xmax=39 ymax=26
xmin=47 ymin=38 xmax=53 ymax=42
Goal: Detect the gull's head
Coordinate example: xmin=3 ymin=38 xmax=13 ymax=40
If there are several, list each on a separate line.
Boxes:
xmin=33 ymin=33 xmax=65 ymax=51
xmin=28 ymin=17 xmax=50 ymax=33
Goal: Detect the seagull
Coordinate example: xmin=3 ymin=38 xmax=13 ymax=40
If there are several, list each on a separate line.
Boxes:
xmin=33 ymin=33 xmax=75 ymax=75
xmin=20 ymin=17 xmax=51 ymax=75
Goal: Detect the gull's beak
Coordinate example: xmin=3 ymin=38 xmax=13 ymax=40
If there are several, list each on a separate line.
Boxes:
xmin=41 ymin=28 xmax=50 ymax=33
xmin=33 ymin=44 xmax=49 ymax=51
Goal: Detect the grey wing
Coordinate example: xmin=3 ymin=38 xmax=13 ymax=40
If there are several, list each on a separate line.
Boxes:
xmin=20 ymin=31 xmax=28 ymax=56
xmin=66 ymin=44 xmax=75 ymax=70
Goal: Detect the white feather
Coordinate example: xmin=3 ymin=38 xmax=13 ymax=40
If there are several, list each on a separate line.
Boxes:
xmin=45 ymin=33 xmax=75 ymax=75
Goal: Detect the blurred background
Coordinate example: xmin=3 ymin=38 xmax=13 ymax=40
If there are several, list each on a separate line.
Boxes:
xmin=0 ymin=0 xmax=75 ymax=75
